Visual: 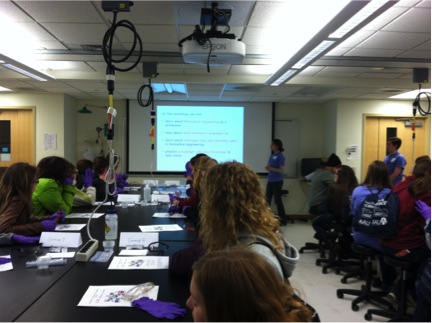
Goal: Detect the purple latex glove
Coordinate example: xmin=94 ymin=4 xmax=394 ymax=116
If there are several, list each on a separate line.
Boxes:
xmin=49 ymin=210 xmax=65 ymax=222
xmin=0 ymin=257 xmax=12 ymax=265
xmin=63 ymin=176 xmax=74 ymax=186
xmin=117 ymin=179 xmax=127 ymax=189
xmin=131 ymin=297 xmax=187 ymax=319
xmin=83 ymin=168 xmax=94 ymax=188
xmin=185 ymin=161 xmax=193 ymax=178
xmin=169 ymin=205 xmax=180 ymax=215
xmin=41 ymin=220 xmax=57 ymax=231
xmin=116 ymin=173 xmax=129 ymax=182
xmin=11 ymin=234 xmax=40 ymax=245
xmin=114 ymin=187 xmax=124 ymax=195
xmin=168 ymin=193 xmax=180 ymax=203
xmin=415 ymin=200 xmax=431 ymax=220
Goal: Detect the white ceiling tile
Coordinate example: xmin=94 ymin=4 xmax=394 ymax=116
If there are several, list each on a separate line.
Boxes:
xmin=383 ymin=7 xmax=431 ymax=33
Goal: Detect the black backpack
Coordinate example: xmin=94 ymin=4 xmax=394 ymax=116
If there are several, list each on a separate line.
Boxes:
xmin=353 ymin=187 xmax=399 ymax=238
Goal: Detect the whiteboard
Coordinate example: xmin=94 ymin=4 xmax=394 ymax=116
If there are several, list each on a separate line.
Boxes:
xmin=274 ymin=119 xmax=300 ymax=178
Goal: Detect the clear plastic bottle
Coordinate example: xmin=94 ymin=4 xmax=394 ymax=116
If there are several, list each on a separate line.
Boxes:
xmin=143 ymin=184 xmax=151 ymax=204
xmin=105 ymin=209 xmax=118 ymax=240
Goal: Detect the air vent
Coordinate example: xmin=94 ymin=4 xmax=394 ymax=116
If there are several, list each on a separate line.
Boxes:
xmin=223 ymin=84 xmax=261 ymax=91
xmin=291 ymin=86 xmax=341 ymax=97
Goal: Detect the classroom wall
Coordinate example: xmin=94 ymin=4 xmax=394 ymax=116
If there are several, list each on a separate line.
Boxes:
xmin=0 ymin=93 xmax=75 ymax=164
xmin=1 ymin=93 xmax=430 ymax=217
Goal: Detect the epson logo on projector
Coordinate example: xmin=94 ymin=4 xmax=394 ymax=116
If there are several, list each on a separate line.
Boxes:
xmin=182 ymin=39 xmax=246 ymax=65
xmin=202 ymin=43 xmax=227 ymax=50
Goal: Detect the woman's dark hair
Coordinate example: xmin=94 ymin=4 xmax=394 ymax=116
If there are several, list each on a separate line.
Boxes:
xmin=409 ymin=159 xmax=431 ymax=197
xmin=0 ymin=162 xmax=37 ymax=216
xmin=93 ymin=156 xmax=109 ymax=176
xmin=362 ymin=160 xmax=392 ymax=190
xmin=272 ymin=139 xmax=284 ymax=152
xmin=36 ymin=156 xmax=74 ymax=183
xmin=190 ymin=153 xmax=208 ymax=167
xmin=329 ymin=165 xmax=358 ymax=219
xmin=76 ymin=159 xmax=93 ymax=175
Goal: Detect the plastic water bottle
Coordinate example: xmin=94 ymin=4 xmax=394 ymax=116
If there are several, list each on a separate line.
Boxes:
xmin=143 ymin=184 xmax=151 ymax=205
xmin=105 ymin=209 xmax=118 ymax=240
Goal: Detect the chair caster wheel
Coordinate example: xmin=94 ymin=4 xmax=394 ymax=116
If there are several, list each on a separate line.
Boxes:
xmin=352 ymin=304 xmax=359 ymax=311
xmin=336 ymin=291 xmax=343 ymax=299
xmin=341 ymin=277 xmax=347 ymax=284
xmin=365 ymin=312 xmax=372 ymax=321
xmin=322 ymin=268 xmax=327 ymax=274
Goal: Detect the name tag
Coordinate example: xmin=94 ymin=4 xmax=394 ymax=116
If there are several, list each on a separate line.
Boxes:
xmin=119 ymin=232 xmax=159 ymax=248
xmin=40 ymin=232 xmax=82 ymax=248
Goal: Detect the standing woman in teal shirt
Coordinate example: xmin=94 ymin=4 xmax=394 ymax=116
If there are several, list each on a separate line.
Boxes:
xmin=265 ymin=139 xmax=288 ymax=225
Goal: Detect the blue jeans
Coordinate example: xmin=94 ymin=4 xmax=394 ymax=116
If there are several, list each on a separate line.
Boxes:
xmin=266 ymin=180 xmax=286 ymax=218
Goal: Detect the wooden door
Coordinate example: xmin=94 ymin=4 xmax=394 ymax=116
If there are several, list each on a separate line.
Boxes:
xmin=0 ymin=108 xmax=35 ymax=167
xmin=362 ymin=116 xmax=429 ymax=181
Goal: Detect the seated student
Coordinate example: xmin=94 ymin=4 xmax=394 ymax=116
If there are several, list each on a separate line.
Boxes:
xmin=32 ymin=156 xmax=76 ymax=216
xmin=187 ymin=248 xmax=315 ymax=322
xmin=169 ymin=156 xmax=217 ymax=277
xmin=381 ymin=158 xmax=431 ymax=301
xmin=184 ymin=153 xmax=208 ymax=197
xmin=0 ymin=162 xmax=63 ymax=235
xmin=71 ymin=162 xmax=96 ymax=207
xmin=92 ymin=154 xmax=125 ymax=202
xmin=171 ymin=161 xmax=299 ymax=281
xmin=75 ymin=159 xmax=93 ymax=190
xmin=308 ymin=153 xmax=341 ymax=216
xmin=312 ymin=165 xmax=358 ymax=246
xmin=351 ymin=160 xmax=396 ymax=292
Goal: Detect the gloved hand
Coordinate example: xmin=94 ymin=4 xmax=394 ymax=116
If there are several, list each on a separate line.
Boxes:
xmin=11 ymin=234 xmax=40 ymax=245
xmin=114 ymin=187 xmax=124 ymax=196
xmin=41 ymin=220 xmax=57 ymax=231
xmin=131 ymin=297 xmax=187 ymax=319
xmin=168 ymin=193 xmax=179 ymax=203
xmin=169 ymin=205 xmax=180 ymax=215
xmin=415 ymin=200 xmax=431 ymax=220
xmin=0 ymin=257 xmax=12 ymax=265
xmin=185 ymin=161 xmax=193 ymax=178
xmin=115 ymin=173 xmax=128 ymax=189
xmin=63 ymin=176 xmax=74 ymax=186
xmin=83 ymin=168 xmax=94 ymax=188
xmin=49 ymin=210 xmax=65 ymax=222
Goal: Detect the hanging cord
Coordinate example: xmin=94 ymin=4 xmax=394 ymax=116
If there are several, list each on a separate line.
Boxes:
xmin=137 ymin=78 xmax=154 ymax=107
xmin=102 ymin=11 xmax=143 ymax=72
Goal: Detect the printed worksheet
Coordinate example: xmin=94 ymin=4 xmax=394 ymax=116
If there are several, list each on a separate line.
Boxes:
xmin=77 ymin=285 xmax=159 ymax=307
xmin=55 ymin=224 xmax=86 ymax=231
xmin=0 ymin=255 xmax=13 ymax=272
xmin=152 ymin=212 xmax=186 ymax=218
xmin=108 ymin=256 xmax=169 ymax=270
xmin=139 ymin=224 xmax=183 ymax=232
xmin=67 ymin=213 xmax=105 ymax=219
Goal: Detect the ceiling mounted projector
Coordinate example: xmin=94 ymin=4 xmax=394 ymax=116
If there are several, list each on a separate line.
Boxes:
xmin=182 ymin=38 xmax=246 ymax=65
xmin=178 ymin=1 xmax=245 ymax=67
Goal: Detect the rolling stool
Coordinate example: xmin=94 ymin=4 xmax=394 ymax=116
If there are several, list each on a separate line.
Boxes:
xmin=365 ymin=256 xmax=413 ymax=321
xmin=336 ymin=244 xmax=393 ymax=311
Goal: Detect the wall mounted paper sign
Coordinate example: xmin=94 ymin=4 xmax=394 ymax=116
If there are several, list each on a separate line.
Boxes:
xmin=55 ymin=224 xmax=86 ymax=231
xmin=40 ymin=232 xmax=82 ymax=247
xmin=67 ymin=213 xmax=104 ymax=218
xmin=78 ymin=285 xmax=159 ymax=307
xmin=139 ymin=224 xmax=183 ymax=232
xmin=108 ymin=256 xmax=169 ymax=270
xmin=152 ymin=212 xmax=186 ymax=218
xmin=119 ymin=232 xmax=158 ymax=247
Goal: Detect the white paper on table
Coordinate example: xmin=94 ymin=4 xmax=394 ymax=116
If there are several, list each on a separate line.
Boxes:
xmin=46 ymin=252 xmax=76 ymax=258
xmin=152 ymin=212 xmax=186 ymax=219
xmin=55 ymin=224 xmax=86 ymax=231
xmin=139 ymin=224 xmax=183 ymax=232
xmin=92 ymin=201 xmax=115 ymax=206
xmin=119 ymin=232 xmax=159 ymax=248
xmin=40 ymin=232 xmax=82 ymax=248
xmin=119 ymin=249 xmax=148 ymax=256
xmin=108 ymin=256 xmax=169 ymax=270
xmin=67 ymin=213 xmax=105 ymax=219
xmin=77 ymin=285 xmax=159 ymax=307
xmin=0 ymin=255 xmax=13 ymax=272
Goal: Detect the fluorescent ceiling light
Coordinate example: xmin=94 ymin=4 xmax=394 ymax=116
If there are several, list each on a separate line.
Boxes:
xmin=0 ymin=54 xmax=55 ymax=81
xmin=0 ymin=86 xmax=12 ymax=92
xmin=264 ymin=0 xmax=397 ymax=86
xmin=330 ymin=0 xmax=390 ymax=38
xmin=390 ymin=89 xmax=432 ymax=99
xmin=164 ymin=83 xmax=173 ymax=93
